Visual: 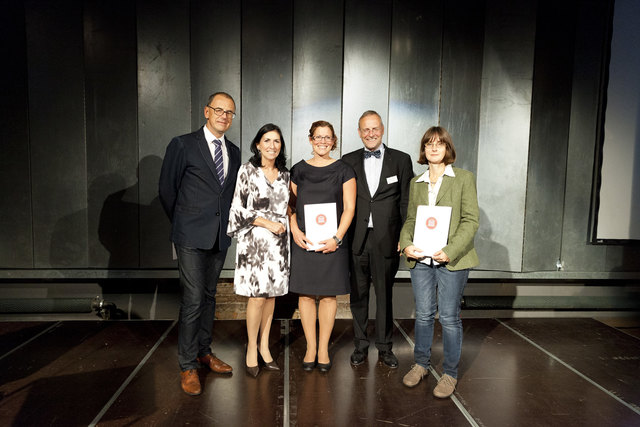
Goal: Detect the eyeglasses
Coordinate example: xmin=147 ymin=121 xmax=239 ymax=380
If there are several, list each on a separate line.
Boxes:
xmin=207 ymin=105 xmax=236 ymax=119
xmin=312 ymin=135 xmax=334 ymax=142
xmin=425 ymin=141 xmax=445 ymax=150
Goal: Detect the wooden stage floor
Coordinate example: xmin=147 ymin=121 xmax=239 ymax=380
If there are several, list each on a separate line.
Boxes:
xmin=1 ymin=318 xmax=639 ymax=426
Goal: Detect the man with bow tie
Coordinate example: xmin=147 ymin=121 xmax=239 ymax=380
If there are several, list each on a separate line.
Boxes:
xmin=342 ymin=110 xmax=413 ymax=369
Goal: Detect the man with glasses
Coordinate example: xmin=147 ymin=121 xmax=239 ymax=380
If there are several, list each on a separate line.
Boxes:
xmin=159 ymin=92 xmax=241 ymax=395
xmin=342 ymin=110 xmax=413 ymax=369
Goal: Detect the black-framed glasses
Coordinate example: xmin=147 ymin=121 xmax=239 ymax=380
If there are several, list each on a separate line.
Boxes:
xmin=207 ymin=105 xmax=236 ymax=119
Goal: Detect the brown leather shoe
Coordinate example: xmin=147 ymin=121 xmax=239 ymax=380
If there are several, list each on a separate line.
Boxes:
xmin=197 ymin=353 xmax=233 ymax=374
xmin=180 ymin=369 xmax=201 ymax=395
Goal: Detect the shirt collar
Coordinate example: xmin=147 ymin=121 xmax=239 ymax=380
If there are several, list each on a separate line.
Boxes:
xmin=416 ymin=164 xmax=455 ymax=182
xmin=203 ymin=125 xmax=225 ymax=145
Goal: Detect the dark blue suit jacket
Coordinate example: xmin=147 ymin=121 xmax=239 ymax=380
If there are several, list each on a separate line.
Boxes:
xmin=159 ymin=127 xmax=241 ymax=250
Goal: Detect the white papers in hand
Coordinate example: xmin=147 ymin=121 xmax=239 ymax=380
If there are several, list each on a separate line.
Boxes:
xmin=304 ymin=203 xmax=338 ymax=251
xmin=413 ymin=205 xmax=452 ymax=265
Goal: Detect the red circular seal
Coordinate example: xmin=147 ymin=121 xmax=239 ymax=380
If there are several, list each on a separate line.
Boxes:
xmin=426 ymin=217 xmax=437 ymax=229
xmin=316 ymin=214 xmax=327 ymax=225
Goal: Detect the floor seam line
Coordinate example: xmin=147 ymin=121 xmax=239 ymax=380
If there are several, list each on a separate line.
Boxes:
xmin=0 ymin=321 xmax=62 ymax=362
xmin=496 ymin=318 xmax=640 ymax=416
xmin=88 ymin=319 xmax=178 ymax=426
xmin=394 ymin=319 xmax=480 ymax=427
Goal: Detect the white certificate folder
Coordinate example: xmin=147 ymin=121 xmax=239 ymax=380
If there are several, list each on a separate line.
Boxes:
xmin=414 ymin=205 xmax=452 ymax=264
xmin=304 ymin=202 xmax=337 ymax=251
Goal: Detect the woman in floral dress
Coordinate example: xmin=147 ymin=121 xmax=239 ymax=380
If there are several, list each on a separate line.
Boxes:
xmin=227 ymin=123 xmax=290 ymax=377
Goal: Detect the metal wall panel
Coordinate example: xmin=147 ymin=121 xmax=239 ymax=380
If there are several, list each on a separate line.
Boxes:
xmin=190 ymin=0 xmax=241 ymax=140
xmin=387 ymin=0 xmax=441 ymax=173
xmin=84 ymin=0 xmax=139 ymax=268
xmin=0 ymin=0 xmax=33 ymax=268
xmin=522 ymin=0 xmax=575 ymax=271
xmin=291 ymin=0 xmax=344 ymax=165
xmin=560 ymin=0 xmax=610 ymax=272
xmin=342 ymin=0 xmax=392 ymax=154
xmin=475 ymin=0 xmax=537 ymax=272
xmin=440 ymin=0 xmax=485 ymax=174
xmin=241 ymin=0 xmax=294 ymax=162
xmin=191 ymin=0 xmax=242 ymax=270
xmin=137 ymin=0 xmax=191 ymax=268
xmin=26 ymin=0 xmax=88 ymax=268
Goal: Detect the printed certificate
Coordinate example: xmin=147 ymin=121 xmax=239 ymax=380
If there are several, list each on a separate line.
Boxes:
xmin=413 ymin=205 xmax=452 ymax=265
xmin=304 ymin=203 xmax=337 ymax=251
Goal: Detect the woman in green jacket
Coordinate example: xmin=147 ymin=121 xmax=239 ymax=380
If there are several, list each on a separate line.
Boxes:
xmin=399 ymin=126 xmax=479 ymax=398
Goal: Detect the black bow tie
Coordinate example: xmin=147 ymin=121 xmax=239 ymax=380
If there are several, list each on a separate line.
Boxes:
xmin=364 ymin=150 xmax=381 ymax=159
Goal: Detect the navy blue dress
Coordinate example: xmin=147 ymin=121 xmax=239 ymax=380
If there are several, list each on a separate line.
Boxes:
xmin=289 ymin=160 xmax=355 ymax=296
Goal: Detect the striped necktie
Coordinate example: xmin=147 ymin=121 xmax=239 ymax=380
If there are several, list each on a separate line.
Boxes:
xmin=213 ymin=139 xmax=224 ymax=184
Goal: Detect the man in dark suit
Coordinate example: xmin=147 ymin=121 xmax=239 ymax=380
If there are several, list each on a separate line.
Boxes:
xmin=159 ymin=92 xmax=241 ymax=395
xmin=342 ymin=110 xmax=413 ymax=368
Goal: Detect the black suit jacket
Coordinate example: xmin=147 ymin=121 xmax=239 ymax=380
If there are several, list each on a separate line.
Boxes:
xmin=342 ymin=145 xmax=413 ymax=257
xmin=158 ymin=127 xmax=241 ymax=250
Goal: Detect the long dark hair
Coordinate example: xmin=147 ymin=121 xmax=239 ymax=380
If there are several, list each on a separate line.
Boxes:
xmin=249 ymin=123 xmax=288 ymax=171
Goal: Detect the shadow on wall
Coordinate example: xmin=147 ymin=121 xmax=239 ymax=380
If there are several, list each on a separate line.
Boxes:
xmin=49 ymin=155 xmax=176 ymax=319
xmin=475 ymin=207 xmax=510 ymax=272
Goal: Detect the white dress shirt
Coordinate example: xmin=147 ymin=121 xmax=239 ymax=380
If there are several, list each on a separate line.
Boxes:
xmin=416 ymin=164 xmax=456 ymax=206
xmin=364 ymin=144 xmax=385 ymax=227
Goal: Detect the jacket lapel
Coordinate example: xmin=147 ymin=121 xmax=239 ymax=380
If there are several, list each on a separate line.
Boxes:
xmin=374 ymin=145 xmax=393 ymax=198
xmin=436 ymin=174 xmax=454 ymax=205
xmin=355 ymin=149 xmax=372 ymax=198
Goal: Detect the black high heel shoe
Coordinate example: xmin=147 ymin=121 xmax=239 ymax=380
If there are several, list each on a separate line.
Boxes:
xmin=246 ymin=364 xmax=260 ymax=377
xmin=302 ymin=360 xmax=317 ymax=371
xmin=258 ymin=351 xmax=280 ymax=371
xmin=317 ymin=360 xmax=332 ymax=372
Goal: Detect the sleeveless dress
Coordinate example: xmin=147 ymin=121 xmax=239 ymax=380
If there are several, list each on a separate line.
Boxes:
xmin=289 ymin=159 xmax=355 ymax=296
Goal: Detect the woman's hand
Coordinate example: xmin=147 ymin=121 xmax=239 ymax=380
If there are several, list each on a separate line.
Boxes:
xmin=403 ymin=245 xmax=426 ymax=260
xmin=264 ymin=220 xmax=286 ymax=235
xmin=432 ymin=250 xmax=450 ymax=264
xmin=317 ymin=237 xmax=338 ymax=254
xmin=253 ymin=217 xmax=286 ymax=235
xmin=291 ymin=226 xmax=311 ymax=250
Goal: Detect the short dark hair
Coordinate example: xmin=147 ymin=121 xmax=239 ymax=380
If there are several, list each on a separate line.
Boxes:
xmin=249 ymin=123 xmax=288 ymax=172
xmin=417 ymin=126 xmax=456 ymax=165
xmin=308 ymin=120 xmax=338 ymax=150
xmin=207 ymin=92 xmax=236 ymax=109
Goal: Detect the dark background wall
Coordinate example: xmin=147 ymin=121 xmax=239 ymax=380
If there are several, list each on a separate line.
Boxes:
xmin=1 ymin=0 xmax=639 ymax=280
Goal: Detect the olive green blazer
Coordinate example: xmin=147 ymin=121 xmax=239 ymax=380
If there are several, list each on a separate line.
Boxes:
xmin=399 ymin=167 xmax=479 ymax=271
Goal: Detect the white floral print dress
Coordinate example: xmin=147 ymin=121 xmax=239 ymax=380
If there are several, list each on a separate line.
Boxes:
xmin=227 ymin=162 xmax=290 ymax=297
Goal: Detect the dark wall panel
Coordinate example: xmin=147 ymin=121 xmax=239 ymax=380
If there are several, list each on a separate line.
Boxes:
xmin=137 ymin=0 xmax=191 ymax=268
xmin=84 ymin=0 xmax=139 ymax=268
xmin=291 ymin=0 xmax=344 ymax=165
xmin=0 ymin=0 xmax=33 ymax=268
xmin=190 ymin=0 xmax=242 ymax=141
xmin=342 ymin=0 xmax=392 ymax=154
xmin=475 ymin=0 xmax=537 ymax=272
xmin=388 ymin=0 xmax=442 ymax=171
xmin=241 ymin=0 xmax=294 ymax=161
xmin=26 ymin=0 xmax=88 ymax=268
xmin=561 ymin=0 xmax=610 ymax=271
xmin=523 ymin=0 xmax=576 ymax=271
xmin=440 ymin=0 xmax=485 ymax=174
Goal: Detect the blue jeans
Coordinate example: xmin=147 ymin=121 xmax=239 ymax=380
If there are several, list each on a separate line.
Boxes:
xmin=176 ymin=244 xmax=227 ymax=371
xmin=410 ymin=262 xmax=468 ymax=378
